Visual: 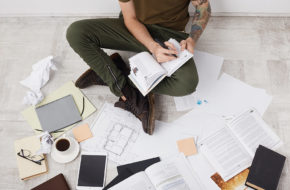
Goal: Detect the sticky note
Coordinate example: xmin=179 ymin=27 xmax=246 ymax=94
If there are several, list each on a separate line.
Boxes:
xmin=72 ymin=124 xmax=93 ymax=142
xmin=177 ymin=137 xmax=197 ymax=156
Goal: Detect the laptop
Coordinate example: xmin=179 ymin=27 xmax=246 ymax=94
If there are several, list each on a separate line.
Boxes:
xmin=36 ymin=95 xmax=82 ymax=133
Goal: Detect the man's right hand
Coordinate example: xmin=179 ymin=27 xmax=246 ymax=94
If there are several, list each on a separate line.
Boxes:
xmin=150 ymin=42 xmax=178 ymax=63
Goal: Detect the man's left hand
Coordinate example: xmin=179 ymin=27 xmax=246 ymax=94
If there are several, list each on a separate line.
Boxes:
xmin=180 ymin=37 xmax=195 ymax=54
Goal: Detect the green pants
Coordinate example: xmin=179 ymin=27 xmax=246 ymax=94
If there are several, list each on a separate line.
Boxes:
xmin=66 ymin=17 xmax=199 ymax=97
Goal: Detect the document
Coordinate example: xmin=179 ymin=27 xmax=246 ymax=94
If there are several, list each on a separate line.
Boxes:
xmin=174 ymin=50 xmax=224 ymax=111
xmin=109 ymin=154 xmax=205 ymax=190
xmin=81 ymin=103 xmax=142 ymax=164
xmin=197 ymin=73 xmax=272 ymax=116
xmin=199 ymin=108 xmax=282 ymax=181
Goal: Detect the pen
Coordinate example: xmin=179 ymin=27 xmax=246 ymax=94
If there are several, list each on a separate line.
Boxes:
xmin=154 ymin=38 xmax=178 ymax=58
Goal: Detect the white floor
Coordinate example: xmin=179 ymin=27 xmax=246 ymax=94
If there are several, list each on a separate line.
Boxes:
xmin=0 ymin=16 xmax=290 ymax=189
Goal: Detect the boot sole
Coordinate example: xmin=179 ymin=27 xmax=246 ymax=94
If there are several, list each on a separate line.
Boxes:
xmin=147 ymin=93 xmax=155 ymax=135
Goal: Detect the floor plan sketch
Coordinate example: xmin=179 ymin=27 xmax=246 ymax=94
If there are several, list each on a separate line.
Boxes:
xmin=81 ymin=103 xmax=141 ymax=164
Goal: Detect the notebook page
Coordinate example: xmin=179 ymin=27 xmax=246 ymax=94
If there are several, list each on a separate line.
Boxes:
xmin=129 ymin=52 xmax=166 ymax=89
xmin=199 ymin=127 xmax=252 ymax=181
xmin=145 ymin=155 xmax=204 ymax=190
xmin=161 ymin=39 xmax=193 ymax=77
xmin=108 ymin=172 xmax=155 ymax=190
xmin=228 ymin=109 xmax=282 ymax=157
xmin=145 ymin=158 xmax=190 ymax=190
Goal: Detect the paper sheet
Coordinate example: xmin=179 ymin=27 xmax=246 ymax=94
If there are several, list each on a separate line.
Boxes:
xmin=21 ymin=81 xmax=96 ymax=138
xmin=81 ymin=102 xmax=142 ymax=164
xmin=187 ymin=154 xmax=221 ymax=190
xmin=177 ymin=137 xmax=197 ymax=156
xmin=130 ymin=110 xmax=226 ymax=162
xmin=174 ymin=50 xmax=224 ymax=111
xmin=20 ymin=56 xmax=57 ymax=105
xmin=197 ymin=73 xmax=272 ymax=116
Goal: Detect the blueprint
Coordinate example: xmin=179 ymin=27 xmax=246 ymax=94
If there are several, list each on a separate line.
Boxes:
xmin=81 ymin=103 xmax=142 ymax=164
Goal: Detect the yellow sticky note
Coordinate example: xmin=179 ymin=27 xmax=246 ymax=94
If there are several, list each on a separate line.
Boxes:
xmin=177 ymin=137 xmax=197 ymax=156
xmin=21 ymin=81 xmax=96 ymax=138
xmin=73 ymin=124 xmax=93 ymax=142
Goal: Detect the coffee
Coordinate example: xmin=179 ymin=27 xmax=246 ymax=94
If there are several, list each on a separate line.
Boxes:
xmin=56 ymin=139 xmax=70 ymax=151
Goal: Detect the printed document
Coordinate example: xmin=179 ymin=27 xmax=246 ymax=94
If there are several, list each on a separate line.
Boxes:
xmin=199 ymin=108 xmax=282 ymax=181
xmin=108 ymin=154 xmax=205 ymax=190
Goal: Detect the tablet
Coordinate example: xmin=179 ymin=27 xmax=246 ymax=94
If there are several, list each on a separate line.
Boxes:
xmin=76 ymin=152 xmax=107 ymax=190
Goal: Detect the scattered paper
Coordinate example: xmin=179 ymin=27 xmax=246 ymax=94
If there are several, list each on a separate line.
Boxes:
xmin=197 ymin=73 xmax=272 ymax=116
xmin=36 ymin=131 xmax=54 ymax=155
xmin=81 ymin=103 xmax=142 ymax=164
xmin=177 ymin=137 xmax=197 ymax=156
xmin=72 ymin=124 xmax=93 ymax=143
xmin=174 ymin=93 xmax=197 ymax=112
xmin=20 ymin=56 xmax=57 ymax=105
xmin=174 ymin=50 xmax=224 ymax=111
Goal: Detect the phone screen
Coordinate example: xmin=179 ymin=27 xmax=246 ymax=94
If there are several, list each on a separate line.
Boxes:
xmin=78 ymin=155 xmax=106 ymax=187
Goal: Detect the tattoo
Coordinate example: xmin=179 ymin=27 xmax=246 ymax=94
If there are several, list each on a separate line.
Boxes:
xmin=190 ymin=0 xmax=211 ymax=43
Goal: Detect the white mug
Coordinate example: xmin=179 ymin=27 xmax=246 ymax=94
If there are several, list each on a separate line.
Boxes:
xmin=54 ymin=135 xmax=73 ymax=154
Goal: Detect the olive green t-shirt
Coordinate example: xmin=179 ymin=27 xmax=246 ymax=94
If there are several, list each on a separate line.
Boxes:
xmin=119 ymin=0 xmax=191 ymax=31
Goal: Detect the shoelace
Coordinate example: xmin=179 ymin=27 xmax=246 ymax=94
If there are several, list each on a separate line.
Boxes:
xmin=125 ymin=101 xmax=140 ymax=118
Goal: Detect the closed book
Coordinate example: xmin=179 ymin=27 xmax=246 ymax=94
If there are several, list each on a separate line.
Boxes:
xmin=14 ymin=136 xmax=48 ymax=180
xmin=31 ymin=173 xmax=70 ymax=190
xmin=245 ymin=145 xmax=286 ymax=190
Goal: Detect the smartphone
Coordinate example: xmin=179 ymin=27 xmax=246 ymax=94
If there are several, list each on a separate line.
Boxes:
xmin=76 ymin=152 xmax=107 ymax=190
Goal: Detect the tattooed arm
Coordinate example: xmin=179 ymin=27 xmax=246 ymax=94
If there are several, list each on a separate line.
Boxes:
xmin=180 ymin=0 xmax=211 ymax=53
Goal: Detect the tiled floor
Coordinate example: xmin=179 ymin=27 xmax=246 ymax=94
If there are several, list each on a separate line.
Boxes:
xmin=0 ymin=16 xmax=289 ymax=189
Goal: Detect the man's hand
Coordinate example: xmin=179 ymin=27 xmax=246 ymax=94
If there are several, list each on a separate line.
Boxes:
xmin=150 ymin=41 xmax=178 ymax=63
xmin=180 ymin=37 xmax=195 ymax=54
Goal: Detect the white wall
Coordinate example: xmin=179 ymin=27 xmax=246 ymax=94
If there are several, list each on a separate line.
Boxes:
xmin=0 ymin=0 xmax=290 ymax=17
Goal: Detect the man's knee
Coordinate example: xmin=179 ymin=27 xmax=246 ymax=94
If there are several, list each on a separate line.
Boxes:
xmin=181 ymin=72 xmax=199 ymax=95
xmin=174 ymin=63 xmax=199 ymax=96
xmin=66 ymin=20 xmax=100 ymax=48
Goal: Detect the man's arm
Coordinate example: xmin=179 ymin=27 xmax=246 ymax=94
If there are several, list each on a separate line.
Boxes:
xmin=119 ymin=0 xmax=177 ymax=63
xmin=181 ymin=0 xmax=211 ymax=53
xmin=190 ymin=0 xmax=211 ymax=42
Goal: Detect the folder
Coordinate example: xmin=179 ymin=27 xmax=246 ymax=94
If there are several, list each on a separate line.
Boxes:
xmin=21 ymin=81 xmax=96 ymax=138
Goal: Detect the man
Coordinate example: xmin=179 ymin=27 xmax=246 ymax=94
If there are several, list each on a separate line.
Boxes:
xmin=66 ymin=0 xmax=211 ymax=135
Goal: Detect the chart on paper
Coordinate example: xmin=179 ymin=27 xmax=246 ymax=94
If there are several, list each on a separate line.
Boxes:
xmin=81 ymin=103 xmax=141 ymax=164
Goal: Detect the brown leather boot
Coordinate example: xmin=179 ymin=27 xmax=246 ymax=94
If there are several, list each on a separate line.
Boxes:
xmin=75 ymin=53 xmax=129 ymax=89
xmin=114 ymin=85 xmax=155 ymax=135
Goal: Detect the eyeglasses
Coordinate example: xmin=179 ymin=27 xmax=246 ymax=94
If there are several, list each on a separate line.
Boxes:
xmin=17 ymin=149 xmax=45 ymax=165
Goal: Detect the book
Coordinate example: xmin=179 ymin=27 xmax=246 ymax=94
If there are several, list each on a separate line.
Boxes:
xmin=199 ymin=109 xmax=282 ymax=181
xmin=128 ymin=38 xmax=193 ymax=96
xmin=14 ymin=135 xmax=48 ymax=180
xmin=31 ymin=173 xmax=70 ymax=190
xmin=245 ymin=145 xmax=286 ymax=190
xmin=103 ymin=157 xmax=160 ymax=190
xmin=108 ymin=154 xmax=205 ymax=190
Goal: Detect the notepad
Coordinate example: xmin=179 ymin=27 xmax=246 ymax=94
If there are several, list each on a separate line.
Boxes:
xmin=72 ymin=123 xmax=93 ymax=142
xmin=14 ymin=136 xmax=48 ymax=180
xmin=177 ymin=137 xmax=197 ymax=156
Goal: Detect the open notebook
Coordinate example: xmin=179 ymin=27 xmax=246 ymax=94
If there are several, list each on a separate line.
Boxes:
xmin=128 ymin=38 xmax=193 ymax=96
xmin=108 ymin=154 xmax=205 ymax=190
xmin=199 ymin=109 xmax=282 ymax=181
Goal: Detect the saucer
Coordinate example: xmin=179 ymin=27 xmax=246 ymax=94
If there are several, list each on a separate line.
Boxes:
xmin=51 ymin=137 xmax=80 ymax=164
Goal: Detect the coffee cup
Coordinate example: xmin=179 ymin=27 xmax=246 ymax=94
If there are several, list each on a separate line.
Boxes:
xmin=54 ymin=135 xmax=73 ymax=154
